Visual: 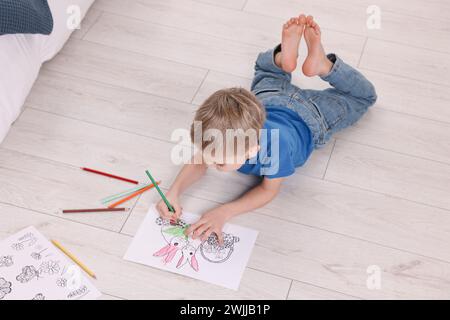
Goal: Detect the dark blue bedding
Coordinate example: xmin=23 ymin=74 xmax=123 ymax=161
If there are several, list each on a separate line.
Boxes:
xmin=0 ymin=0 xmax=53 ymax=35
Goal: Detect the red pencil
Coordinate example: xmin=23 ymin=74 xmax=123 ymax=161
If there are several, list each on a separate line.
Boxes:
xmin=63 ymin=208 xmax=128 ymax=214
xmin=81 ymin=167 xmax=139 ymax=184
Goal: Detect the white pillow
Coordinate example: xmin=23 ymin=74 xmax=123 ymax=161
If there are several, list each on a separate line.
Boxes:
xmin=0 ymin=0 xmax=95 ymax=143
xmin=40 ymin=0 xmax=95 ymax=62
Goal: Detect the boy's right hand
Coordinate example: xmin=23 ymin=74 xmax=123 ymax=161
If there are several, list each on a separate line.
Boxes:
xmin=156 ymin=195 xmax=182 ymax=221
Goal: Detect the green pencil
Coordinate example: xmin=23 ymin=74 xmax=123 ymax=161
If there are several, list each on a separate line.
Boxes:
xmin=145 ymin=170 xmax=175 ymax=213
xmin=101 ymin=183 xmax=150 ymax=204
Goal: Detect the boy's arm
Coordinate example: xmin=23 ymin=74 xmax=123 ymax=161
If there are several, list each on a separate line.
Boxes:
xmin=168 ymin=162 xmax=208 ymax=197
xmin=156 ymin=154 xmax=208 ymax=219
xmin=186 ymin=177 xmax=283 ymax=244
xmin=224 ymin=177 xmax=282 ymax=215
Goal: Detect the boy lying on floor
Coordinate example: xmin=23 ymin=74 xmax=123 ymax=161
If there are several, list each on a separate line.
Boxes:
xmin=157 ymin=14 xmax=377 ymax=244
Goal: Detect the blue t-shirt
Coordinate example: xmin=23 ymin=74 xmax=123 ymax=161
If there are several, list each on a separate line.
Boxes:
xmin=238 ymin=105 xmax=313 ymax=179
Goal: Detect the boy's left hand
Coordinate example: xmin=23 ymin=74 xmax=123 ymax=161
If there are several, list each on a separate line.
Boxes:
xmin=185 ymin=207 xmax=231 ymax=245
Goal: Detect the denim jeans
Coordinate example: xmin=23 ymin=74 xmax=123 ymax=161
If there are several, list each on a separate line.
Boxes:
xmin=251 ymin=45 xmax=377 ymax=148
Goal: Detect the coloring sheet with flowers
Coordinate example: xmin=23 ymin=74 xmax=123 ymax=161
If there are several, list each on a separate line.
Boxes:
xmin=0 ymin=226 xmax=101 ymax=300
xmin=124 ymin=205 xmax=258 ymax=290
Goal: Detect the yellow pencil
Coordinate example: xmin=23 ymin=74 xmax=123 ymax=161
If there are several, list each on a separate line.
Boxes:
xmin=51 ymin=240 xmax=97 ymax=279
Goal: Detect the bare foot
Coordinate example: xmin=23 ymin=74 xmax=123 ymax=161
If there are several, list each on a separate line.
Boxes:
xmin=302 ymin=16 xmax=333 ymax=77
xmin=278 ymin=15 xmax=306 ymax=73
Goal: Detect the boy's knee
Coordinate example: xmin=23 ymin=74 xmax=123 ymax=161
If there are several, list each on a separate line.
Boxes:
xmin=254 ymin=46 xmax=282 ymax=72
xmin=254 ymin=52 xmax=264 ymax=70
xmin=364 ymin=82 xmax=378 ymax=107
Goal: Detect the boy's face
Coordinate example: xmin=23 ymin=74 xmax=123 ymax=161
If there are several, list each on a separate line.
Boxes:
xmin=212 ymin=162 xmax=243 ymax=172
xmin=202 ymin=145 xmax=259 ymax=172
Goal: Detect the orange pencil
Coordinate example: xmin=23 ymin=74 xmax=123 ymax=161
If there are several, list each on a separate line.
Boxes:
xmin=108 ymin=181 xmax=161 ymax=208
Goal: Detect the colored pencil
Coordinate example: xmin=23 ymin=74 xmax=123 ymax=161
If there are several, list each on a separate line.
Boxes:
xmin=81 ymin=167 xmax=139 ymax=184
xmin=101 ymin=183 xmax=150 ymax=204
xmin=108 ymin=181 xmax=160 ymax=208
xmin=51 ymin=240 xmax=97 ymax=279
xmin=62 ymin=208 xmax=128 ymax=214
xmin=145 ymin=170 xmax=174 ymax=213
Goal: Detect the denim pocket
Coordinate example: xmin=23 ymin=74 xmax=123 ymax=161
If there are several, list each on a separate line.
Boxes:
xmin=252 ymin=78 xmax=286 ymax=96
xmin=253 ymin=89 xmax=280 ymax=99
xmin=307 ymin=99 xmax=329 ymax=130
xmin=285 ymin=90 xmax=327 ymax=147
xmin=302 ymin=99 xmax=329 ymax=146
xmin=309 ymin=94 xmax=347 ymax=130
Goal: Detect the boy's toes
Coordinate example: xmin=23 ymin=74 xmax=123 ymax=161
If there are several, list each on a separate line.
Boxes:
xmin=284 ymin=17 xmax=302 ymax=30
xmin=298 ymin=14 xmax=307 ymax=25
xmin=306 ymin=15 xmax=314 ymax=26
xmin=313 ymin=24 xmax=321 ymax=35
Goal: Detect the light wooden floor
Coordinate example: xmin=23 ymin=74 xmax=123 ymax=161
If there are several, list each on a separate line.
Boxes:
xmin=1 ymin=0 xmax=450 ymax=299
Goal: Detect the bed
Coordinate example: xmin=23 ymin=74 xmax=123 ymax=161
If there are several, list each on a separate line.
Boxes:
xmin=0 ymin=0 xmax=95 ymax=143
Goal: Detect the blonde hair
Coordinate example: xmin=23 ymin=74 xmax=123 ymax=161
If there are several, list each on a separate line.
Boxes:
xmin=191 ymin=88 xmax=265 ymax=155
